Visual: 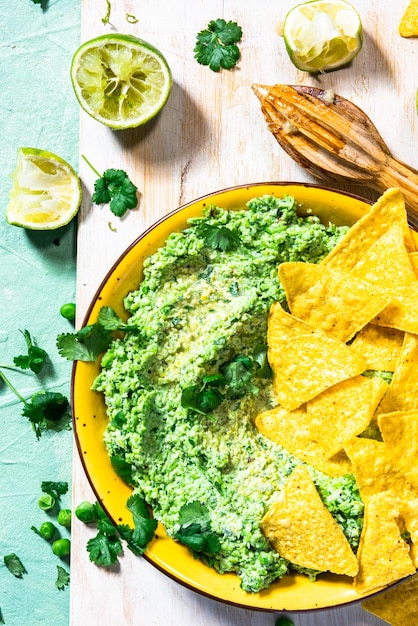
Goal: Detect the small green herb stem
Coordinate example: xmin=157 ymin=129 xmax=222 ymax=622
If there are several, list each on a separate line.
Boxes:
xmin=0 ymin=369 xmax=26 ymax=403
xmin=81 ymin=154 xmax=102 ymax=179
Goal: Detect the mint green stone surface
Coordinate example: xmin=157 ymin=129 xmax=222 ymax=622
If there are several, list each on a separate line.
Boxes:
xmin=0 ymin=2 xmax=81 ymax=624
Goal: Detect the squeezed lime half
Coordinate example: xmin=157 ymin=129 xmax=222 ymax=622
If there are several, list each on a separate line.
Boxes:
xmin=283 ymin=0 xmax=363 ymax=73
xmin=6 ymin=148 xmax=82 ymax=230
xmin=70 ymin=33 xmax=172 ymax=130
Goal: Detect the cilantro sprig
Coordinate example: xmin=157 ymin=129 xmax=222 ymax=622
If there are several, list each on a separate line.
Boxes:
xmin=174 ymin=502 xmax=221 ymax=564
xmin=57 ymin=306 xmax=141 ymax=362
xmin=83 ymin=155 xmax=138 ymax=218
xmin=199 ymin=223 xmax=241 ymax=251
xmin=181 ymin=345 xmax=272 ymax=416
xmin=0 ymin=331 xmax=71 ymax=438
xmin=194 ymin=19 xmax=243 ymax=72
xmin=76 ymin=496 xmax=157 ymax=567
xmin=13 ymin=329 xmax=48 ymax=374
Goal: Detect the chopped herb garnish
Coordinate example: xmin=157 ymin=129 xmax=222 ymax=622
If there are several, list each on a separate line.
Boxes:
xmin=194 ymin=19 xmax=243 ymax=72
xmin=4 ymin=553 xmax=27 ymax=578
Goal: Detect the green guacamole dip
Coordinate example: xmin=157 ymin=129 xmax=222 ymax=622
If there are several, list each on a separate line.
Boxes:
xmin=93 ymin=194 xmax=364 ymax=593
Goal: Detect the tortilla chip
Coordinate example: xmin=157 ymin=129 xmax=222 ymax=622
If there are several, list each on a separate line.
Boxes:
xmin=373 ymin=283 xmax=418 ymax=334
xmin=375 ymin=333 xmax=418 ymax=416
xmin=378 ymin=410 xmax=418 ymax=491
xmin=408 ymin=251 xmax=418 ymax=278
xmin=278 ymin=262 xmax=391 ymax=343
xmin=399 ymin=0 xmax=418 ymax=37
xmin=255 ymin=405 xmax=352 ymax=477
xmin=349 ymin=324 xmax=404 ymax=372
xmin=351 ymin=224 xmax=418 ymax=288
xmin=354 ymin=491 xmax=416 ymax=594
xmin=401 ymin=499 xmax=418 ymax=568
xmin=322 ymin=188 xmax=415 ymax=271
xmin=267 ymin=302 xmax=367 ymax=410
xmin=362 ymin=573 xmax=418 ymax=625
xmin=261 ymin=465 xmax=359 ymax=576
xmin=344 ymin=438 xmax=414 ymax=501
xmin=306 ymin=375 xmax=388 ymax=458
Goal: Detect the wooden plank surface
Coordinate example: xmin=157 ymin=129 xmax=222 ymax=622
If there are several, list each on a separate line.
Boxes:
xmin=71 ymin=1 xmax=417 ymax=624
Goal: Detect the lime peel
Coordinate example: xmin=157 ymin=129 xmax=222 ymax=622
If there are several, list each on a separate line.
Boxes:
xmin=6 ymin=148 xmax=82 ymax=231
xmin=283 ymin=0 xmax=363 ymax=73
xmin=70 ymin=33 xmax=172 ymax=130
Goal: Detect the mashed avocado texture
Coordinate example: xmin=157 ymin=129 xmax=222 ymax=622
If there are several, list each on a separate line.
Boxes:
xmin=93 ymin=194 xmax=363 ymax=592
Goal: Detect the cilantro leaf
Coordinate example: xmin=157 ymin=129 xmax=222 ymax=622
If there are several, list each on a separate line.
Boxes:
xmin=92 ymin=168 xmax=138 ymax=217
xmin=174 ymin=501 xmax=221 ymax=559
xmin=199 ymin=223 xmax=241 ymax=251
xmin=97 ymin=307 xmax=141 ymax=335
xmin=4 ymin=553 xmax=27 ymax=578
xmin=125 ymin=494 xmax=157 ymax=553
xmin=55 ymin=565 xmax=70 ymax=590
xmin=41 ymin=481 xmax=68 ymax=500
xmin=13 ymin=329 xmax=48 ymax=374
xmin=110 ymin=455 xmax=133 ymax=485
xmin=22 ymin=391 xmax=70 ymax=439
xmin=86 ymin=532 xmax=123 ymax=567
xmin=57 ymin=323 xmax=113 ymax=362
xmin=0 ymin=607 xmax=4 ymax=624
xmin=194 ymin=19 xmax=243 ymax=72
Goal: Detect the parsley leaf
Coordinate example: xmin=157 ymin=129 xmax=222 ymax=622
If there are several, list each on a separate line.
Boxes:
xmin=13 ymin=329 xmax=48 ymax=374
xmin=199 ymin=223 xmax=241 ymax=251
xmin=57 ymin=323 xmax=113 ymax=362
xmin=87 ymin=531 xmax=123 ymax=567
xmin=92 ymin=168 xmax=138 ymax=217
xmin=22 ymin=391 xmax=70 ymax=439
xmin=4 ymin=553 xmax=27 ymax=578
xmin=174 ymin=502 xmax=221 ymax=561
xmin=194 ymin=19 xmax=243 ymax=72
xmin=55 ymin=565 xmax=70 ymax=590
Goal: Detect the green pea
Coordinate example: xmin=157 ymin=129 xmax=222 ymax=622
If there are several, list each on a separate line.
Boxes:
xmin=275 ymin=617 xmax=294 ymax=626
xmin=52 ymin=538 xmax=71 ymax=558
xmin=57 ymin=508 xmax=72 ymax=528
xmin=60 ymin=302 xmax=76 ymax=321
xmin=32 ymin=521 xmax=56 ymax=541
xmin=38 ymin=494 xmax=56 ymax=511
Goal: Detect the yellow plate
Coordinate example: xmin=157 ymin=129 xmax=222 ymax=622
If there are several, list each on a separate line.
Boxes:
xmin=72 ymin=182 xmax=403 ymax=611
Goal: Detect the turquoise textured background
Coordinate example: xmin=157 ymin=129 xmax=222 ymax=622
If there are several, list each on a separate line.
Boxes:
xmin=0 ymin=1 xmax=80 ymax=624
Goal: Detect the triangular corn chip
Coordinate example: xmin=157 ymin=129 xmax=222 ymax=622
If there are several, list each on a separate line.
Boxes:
xmin=375 ymin=333 xmax=418 ymax=416
xmin=322 ymin=188 xmax=415 ymax=271
xmin=261 ymin=465 xmax=359 ymax=576
xmin=278 ymin=262 xmax=391 ymax=342
xmin=255 ymin=405 xmax=352 ymax=477
xmin=354 ymin=490 xmax=415 ymax=594
xmin=378 ymin=410 xmax=418 ymax=491
xmin=349 ymin=324 xmax=404 ymax=372
xmin=267 ymin=302 xmax=367 ymax=410
xmin=362 ymin=573 xmax=418 ymax=625
xmin=307 ymin=375 xmax=388 ymax=458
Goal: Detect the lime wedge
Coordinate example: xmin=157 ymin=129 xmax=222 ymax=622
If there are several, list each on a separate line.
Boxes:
xmin=70 ymin=34 xmax=172 ymax=130
xmin=283 ymin=0 xmax=363 ymax=73
xmin=6 ymin=148 xmax=82 ymax=230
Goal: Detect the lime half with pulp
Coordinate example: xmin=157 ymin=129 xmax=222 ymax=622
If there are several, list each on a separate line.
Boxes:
xmin=6 ymin=148 xmax=82 ymax=230
xmin=70 ymin=33 xmax=172 ymax=130
xmin=283 ymin=0 xmax=363 ymax=73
